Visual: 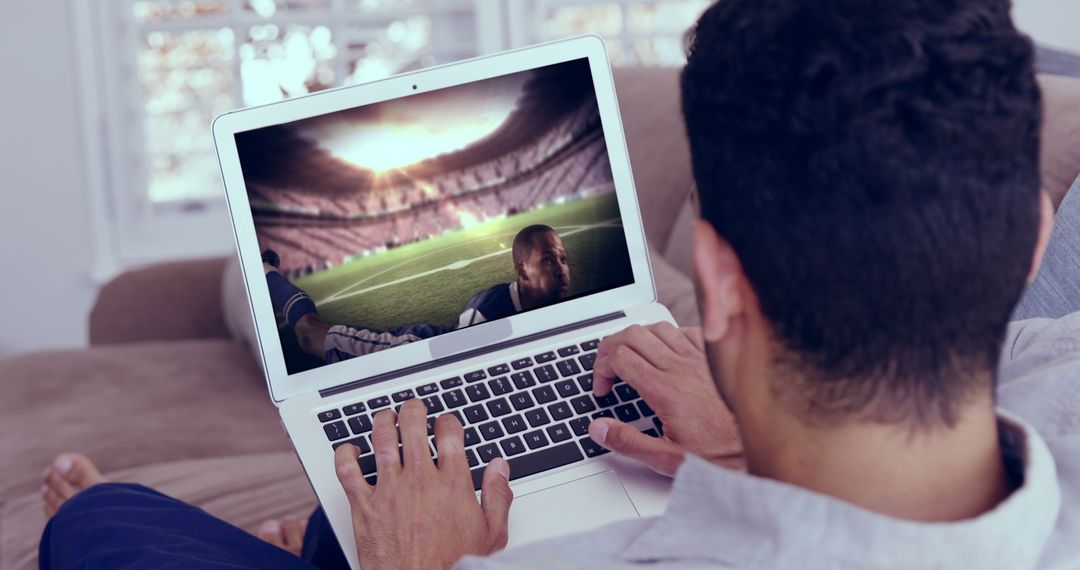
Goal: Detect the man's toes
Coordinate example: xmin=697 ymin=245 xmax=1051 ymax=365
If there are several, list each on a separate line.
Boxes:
xmin=257 ymin=520 xmax=286 ymax=548
xmin=281 ymin=518 xmax=305 ymax=549
xmin=44 ymin=468 xmax=77 ymax=500
xmin=42 ymin=486 xmax=63 ymax=518
xmin=55 ymin=454 xmax=105 ymax=488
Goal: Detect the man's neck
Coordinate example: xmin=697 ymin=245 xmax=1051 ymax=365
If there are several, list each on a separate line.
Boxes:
xmin=744 ymin=398 xmax=1012 ymax=522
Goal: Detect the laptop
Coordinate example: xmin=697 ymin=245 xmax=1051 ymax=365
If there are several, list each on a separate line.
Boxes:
xmin=213 ymin=35 xmax=674 ymax=569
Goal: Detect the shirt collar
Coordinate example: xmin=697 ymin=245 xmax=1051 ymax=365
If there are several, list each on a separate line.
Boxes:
xmin=621 ymin=411 xmax=1061 ymax=569
xmin=509 ymin=281 xmax=523 ymax=312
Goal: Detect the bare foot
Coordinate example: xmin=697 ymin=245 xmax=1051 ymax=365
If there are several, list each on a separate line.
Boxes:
xmin=256 ymin=516 xmax=308 ymax=557
xmin=42 ymin=453 xmax=106 ymax=517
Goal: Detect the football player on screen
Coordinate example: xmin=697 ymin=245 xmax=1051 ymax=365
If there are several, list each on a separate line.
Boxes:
xmin=263 ymin=224 xmax=571 ymax=363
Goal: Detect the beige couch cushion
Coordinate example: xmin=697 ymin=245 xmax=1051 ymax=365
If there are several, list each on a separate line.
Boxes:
xmin=1039 ymin=74 xmax=1080 ymax=209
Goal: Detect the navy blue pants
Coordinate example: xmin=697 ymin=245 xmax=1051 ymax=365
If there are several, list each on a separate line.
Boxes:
xmin=39 ymin=483 xmax=349 ymax=569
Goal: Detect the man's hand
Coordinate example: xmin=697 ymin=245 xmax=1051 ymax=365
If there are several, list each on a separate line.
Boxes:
xmin=590 ymin=322 xmax=744 ymax=476
xmin=334 ymin=399 xmax=513 ymax=570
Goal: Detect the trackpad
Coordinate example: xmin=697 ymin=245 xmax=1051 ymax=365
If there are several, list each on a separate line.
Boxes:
xmin=506 ymin=470 xmax=640 ymax=548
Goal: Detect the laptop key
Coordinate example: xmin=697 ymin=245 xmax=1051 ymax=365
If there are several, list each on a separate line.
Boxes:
xmin=426 ymin=416 xmax=437 ymax=436
xmin=643 ymin=428 xmax=660 ymax=438
xmin=532 ymin=385 xmax=557 ymax=405
xmin=614 ymin=384 xmax=640 ymax=402
xmin=464 ymin=427 xmax=481 ymax=447
xmin=318 ymin=409 xmax=342 ymax=422
xmin=580 ymin=339 xmax=600 ymax=351
xmin=535 ymin=351 xmax=557 ymax=363
xmin=555 ymin=379 xmax=580 ymax=398
xmin=525 ymin=408 xmax=551 ymax=428
xmin=358 ymin=454 xmax=378 ymax=475
xmin=510 ymin=371 xmax=536 ymax=390
xmin=392 ymin=389 xmax=414 ymax=403
xmin=487 ymin=363 xmax=510 ymax=376
xmin=592 ymin=409 xmax=615 ymax=420
xmin=464 ymin=404 xmax=489 ymax=424
xmin=511 ymin=357 xmax=533 ymax=370
xmin=557 ymin=345 xmax=580 ymax=357
xmin=502 ymin=414 xmax=527 ymax=434
xmin=505 ymin=442 xmax=584 ymax=481
xmin=595 ymin=393 xmax=618 ymax=408
xmin=343 ymin=402 xmax=366 ymax=416
xmin=548 ymin=401 xmax=573 ymax=421
xmin=416 ymin=383 xmax=439 ymax=396
xmin=569 ymin=417 xmax=591 ymax=436
xmin=488 ymin=376 xmax=512 ymax=395
xmin=442 ymin=389 xmax=467 ymax=409
xmin=477 ymin=442 xmax=501 ymax=463
xmin=367 ymin=396 xmax=391 ymax=409
xmin=465 ymin=384 xmax=491 ymax=403
xmin=615 ymin=403 xmax=642 ymax=423
xmin=440 ymin=377 xmax=463 ymax=389
xmin=464 ymin=370 xmax=487 ymax=383
xmin=348 ymin=415 xmax=373 ymax=435
xmin=546 ymin=423 xmax=572 ymax=443
xmin=333 ymin=436 xmax=370 ymax=454
xmin=570 ymin=395 xmax=597 ymax=415
xmin=486 ymin=397 xmax=511 ymax=417
xmin=523 ymin=430 xmax=549 ymax=450
xmin=479 ymin=421 xmax=504 ymax=441
xmin=422 ymin=396 xmax=444 ymax=414
xmin=653 ymin=417 xmax=664 ymax=435
xmin=324 ymin=420 xmax=349 ymax=441
xmin=556 ymin=359 xmax=581 ymax=378
xmin=500 ymin=436 xmax=526 ymax=456
xmin=637 ymin=400 xmax=656 ymax=417
xmin=578 ymin=352 xmax=597 ymax=371
xmin=577 ymin=373 xmax=593 ymax=392
xmin=466 ymin=448 xmax=479 ymax=467
xmin=509 ymin=392 xmax=535 ymax=411
xmin=580 ymin=437 xmax=610 ymax=458
xmin=534 ymin=365 xmax=558 ymax=383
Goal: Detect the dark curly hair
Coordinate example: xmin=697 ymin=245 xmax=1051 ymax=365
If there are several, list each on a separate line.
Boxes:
xmin=682 ymin=0 xmax=1042 ymax=426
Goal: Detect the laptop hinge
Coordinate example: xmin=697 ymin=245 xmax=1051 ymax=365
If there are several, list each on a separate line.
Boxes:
xmin=319 ymin=310 xmax=625 ymax=398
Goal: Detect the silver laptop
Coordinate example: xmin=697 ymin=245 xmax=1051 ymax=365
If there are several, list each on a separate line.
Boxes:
xmin=213 ymin=35 xmax=674 ymax=569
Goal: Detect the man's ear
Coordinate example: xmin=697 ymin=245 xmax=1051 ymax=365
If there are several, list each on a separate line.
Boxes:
xmin=514 ymin=261 xmax=528 ymax=282
xmin=693 ymin=220 xmax=745 ymax=343
xmin=1028 ymin=190 xmax=1055 ymax=283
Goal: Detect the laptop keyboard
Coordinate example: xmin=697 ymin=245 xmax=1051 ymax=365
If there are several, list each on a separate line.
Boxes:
xmin=317 ymin=337 xmax=662 ymax=490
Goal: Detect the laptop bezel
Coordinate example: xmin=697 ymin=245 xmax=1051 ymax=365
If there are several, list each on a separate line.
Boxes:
xmin=212 ymin=35 xmax=656 ymax=404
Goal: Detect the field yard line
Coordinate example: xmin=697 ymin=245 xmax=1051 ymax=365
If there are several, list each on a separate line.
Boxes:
xmin=318 ymin=219 xmax=622 ymax=305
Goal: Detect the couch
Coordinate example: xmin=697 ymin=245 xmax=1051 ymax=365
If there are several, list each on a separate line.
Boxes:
xmin=3 ymin=68 xmax=1079 ymax=569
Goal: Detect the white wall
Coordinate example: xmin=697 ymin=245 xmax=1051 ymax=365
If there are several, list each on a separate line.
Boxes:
xmin=0 ymin=3 xmax=97 ymax=355
xmin=1014 ymin=0 xmax=1080 ymax=53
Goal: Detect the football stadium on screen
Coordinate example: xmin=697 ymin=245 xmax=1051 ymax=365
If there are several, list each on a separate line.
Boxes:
xmin=235 ymin=58 xmax=634 ymax=373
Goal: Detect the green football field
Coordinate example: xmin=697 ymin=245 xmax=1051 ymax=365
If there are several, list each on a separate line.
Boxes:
xmin=292 ymin=192 xmax=634 ymax=332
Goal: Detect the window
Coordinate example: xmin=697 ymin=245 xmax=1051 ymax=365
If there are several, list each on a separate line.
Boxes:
xmin=77 ymin=0 xmax=705 ymax=274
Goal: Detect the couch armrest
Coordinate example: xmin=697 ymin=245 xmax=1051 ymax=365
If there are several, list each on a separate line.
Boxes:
xmin=89 ymin=257 xmax=231 ymax=345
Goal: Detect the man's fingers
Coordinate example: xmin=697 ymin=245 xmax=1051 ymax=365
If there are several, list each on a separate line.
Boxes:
xmin=434 ymin=413 xmax=469 ymax=477
xmin=371 ymin=409 xmax=402 ymax=479
xmin=589 ymin=418 xmax=686 ymax=477
xmin=596 ymin=344 xmax=662 ymax=398
xmin=398 ymin=399 xmax=433 ymax=468
xmin=649 ymin=321 xmax=700 ymax=357
xmin=334 ymin=443 xmax=373 ymax=504
xmin=480 ymin=458 xmax=513 ymax=550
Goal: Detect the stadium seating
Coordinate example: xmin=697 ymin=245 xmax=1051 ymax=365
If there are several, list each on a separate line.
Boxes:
xmin=251 ymin=98 xmax=616 ymax=275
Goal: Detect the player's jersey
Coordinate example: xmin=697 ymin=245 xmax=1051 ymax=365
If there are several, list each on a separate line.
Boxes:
xmin=325 ymin=282 xmax=524 ymax=362
xmin=456 ymin=282 xmax=524 ymax=328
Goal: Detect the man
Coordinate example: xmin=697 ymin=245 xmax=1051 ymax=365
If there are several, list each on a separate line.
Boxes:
xmin=38 ymin=0 xmax=1080 ymax=568
xmin=265 ymin=224 xmax=571 ymax=361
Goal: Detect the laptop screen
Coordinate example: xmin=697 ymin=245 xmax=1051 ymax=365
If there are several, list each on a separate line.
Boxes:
xmin=235 ymin=57 xmax=635 ymax=375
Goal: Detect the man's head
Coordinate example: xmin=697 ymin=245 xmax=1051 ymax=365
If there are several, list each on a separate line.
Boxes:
xmin=512 ymin=224 xmax=571 ymax=306
xmin=684 ymin=0 xmax=1051 ymax=431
